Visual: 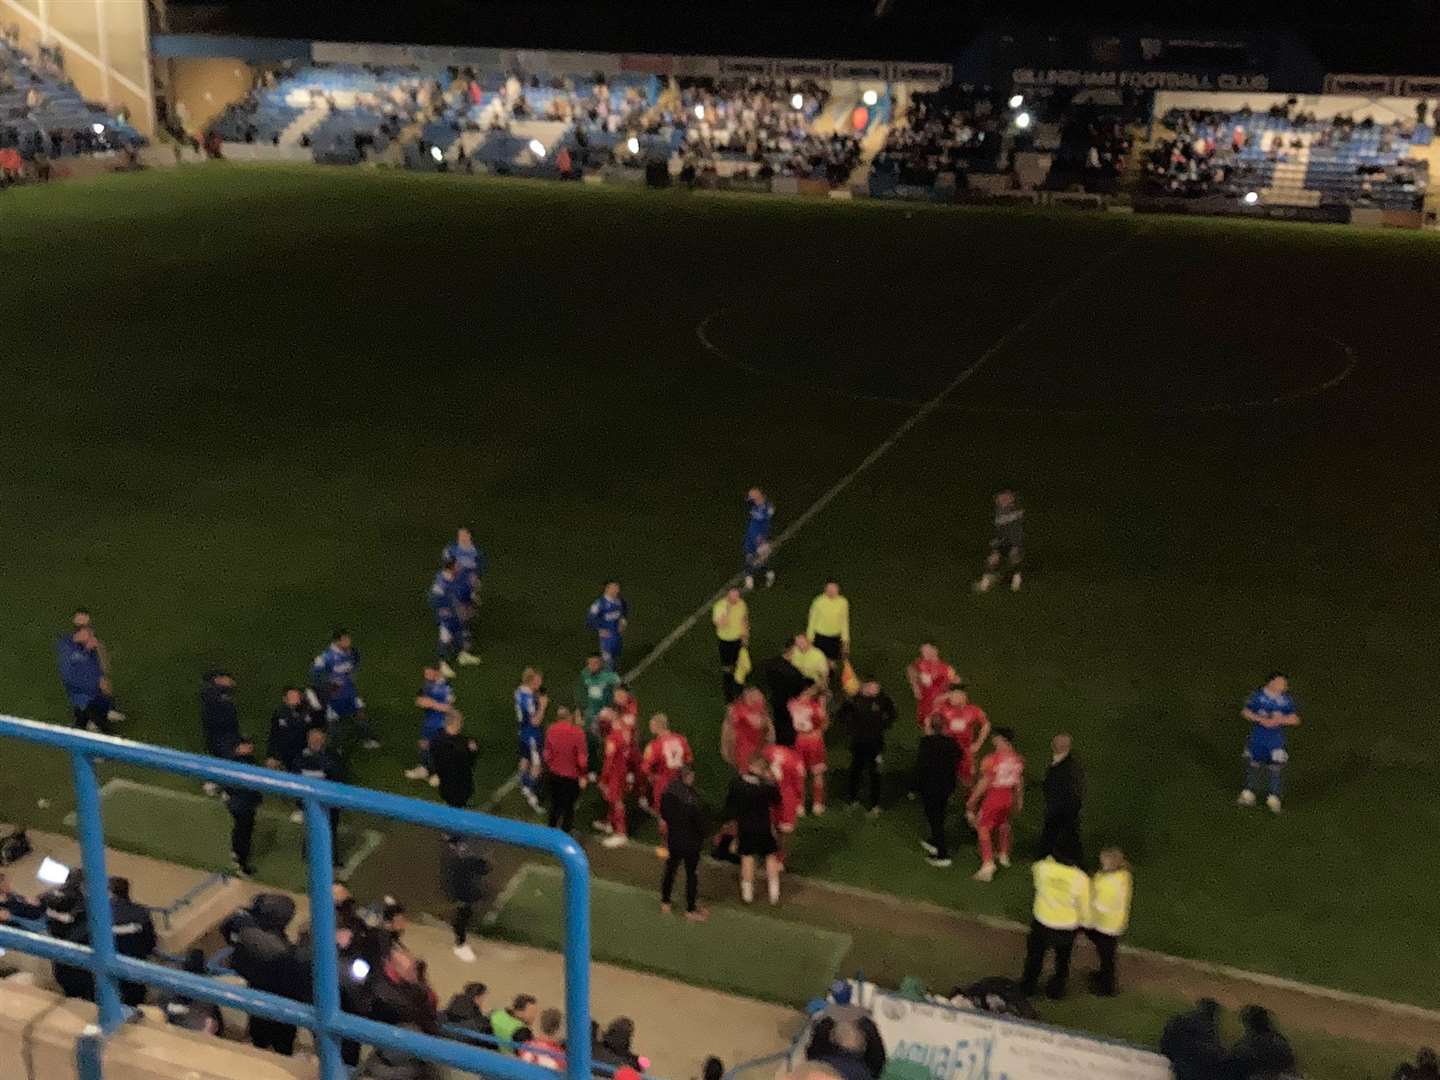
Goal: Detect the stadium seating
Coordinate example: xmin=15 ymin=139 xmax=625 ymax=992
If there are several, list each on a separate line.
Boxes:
xmin=1149 ymin=108 xmax=1429 ymax=210
xmin=0 ymin=40 xmax=145 ymax=159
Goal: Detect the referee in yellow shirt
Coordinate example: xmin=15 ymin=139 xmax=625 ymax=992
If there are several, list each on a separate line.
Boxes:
xmin=806 ymin=580 xmax=850 ymax=675
xmin=1021 ymin=841 xmax=1091 ymax=1000
xmin=711 ymin=587 xmax=749 ymax=703
xmin=1084 ymin=847 xmax=1132 ymax=996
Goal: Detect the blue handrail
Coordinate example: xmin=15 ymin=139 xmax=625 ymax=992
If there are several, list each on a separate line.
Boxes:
xmin=0 ymin=714 xmax=592 ymax=1080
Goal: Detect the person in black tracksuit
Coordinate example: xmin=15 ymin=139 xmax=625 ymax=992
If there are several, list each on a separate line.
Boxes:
xmin=659 ymin=767 xmax=708 ymax=918
xmin=838 ymin=679 xmax=896 ymax=812
xmin=108 ymin=876 xmax=157 ymax=1007
xmin=916 ymin=716 xmax=961 ymax=866
xmin=200 ymin=670 xmax=241 ymax=760
xmin=224 ymin=738 xmax=263 ymax=876
xmin=265 ymin=687 xmax=314 ymax=772
xmin=1039 ymin=734 xmax=1086 ymax=861
xmin=294 ymin=726 xmax=344 ymax=866
xmin=441 ymin=835 xmax=490 ymax=958
xmin=430 ymin=713 xmax=480 ymax=810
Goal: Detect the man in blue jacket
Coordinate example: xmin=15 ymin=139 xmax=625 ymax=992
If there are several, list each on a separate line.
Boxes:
xmin=56 ymin=625 xmax=112 ymax=733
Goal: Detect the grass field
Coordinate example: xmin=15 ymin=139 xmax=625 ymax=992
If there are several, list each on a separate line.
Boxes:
xmin=487 ymin=863 xmax=851 ymax=1002
xmin=1 ymin=165 xmax=1438 ymax=1025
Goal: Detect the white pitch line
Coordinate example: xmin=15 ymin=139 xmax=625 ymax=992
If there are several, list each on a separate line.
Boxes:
xmin=622 ymin=239 xmax=1134 ymax=684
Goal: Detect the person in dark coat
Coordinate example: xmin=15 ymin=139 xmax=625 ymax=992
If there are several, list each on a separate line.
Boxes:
xmin=1224 ymin=1005 xmax=1297 ymax=1080
xmin=1039 ymin=733 xmax=1085 ymax=860
xmin=294 ymin=726 xmax=344 ymax=866
xmin=223 ymin=737 xmax=263 ymax=876
xmin=200 ymin=670 xmax=240 ymax=794
xmin=760 ymin=653 xmax=810 ymax=746
xmin=1394 ymin=1048 xmax=1440 ymax=1080
xmin=659 ymin=767 xmax=708 ymax=920
xmin=441 ymin=835 xmax=490 ymax=963
xmin=723 ymin=755 xmax=782 ymax=905
xmin=915 ymin=715 xmax=961 ymax=866
xmin=265 ymin=687 xmax=313 ymax=771
xmin=442 ymin=981 xmax=492 ymax=1035
xmin=227 ymin=892 xmax=302 ymax=1055
xmin=429 ymin=712 xmax=480 ymax=809
xmin=808 ymin=1019 xmax=878 ymax=1080
xmin=108 ymin=876 xmax=157 ymax=1007
xmin=837 ymin=678 xmax=896 ymax=813
xmin=592 ymin=1017 xmax=642 ymax=1071
xmin=42 ymin=867 xmax=91 ymax=1000
xmin=1160 ymin=998 xmax=1225 ymax=1080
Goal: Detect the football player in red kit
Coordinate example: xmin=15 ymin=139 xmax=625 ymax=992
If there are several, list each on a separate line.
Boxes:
xmin=722 ymin=687 xmax=775 ymax=772
xmin=965 ymin=727 xmax=1024 ymax=882
xmin=930 ymin=684 xmax=990 ymax=786
xmin=907 ymin=644 xmax=959 ymax=729
xmin=595 ymin=709 xmax=640 ymax=849
xmin=762 ymin=741 xmax=806 ymax=869
xmin=642 ymin=713 xmax=693 ymax=810
xmin=788 ymin=683 xmax=830 ymax=815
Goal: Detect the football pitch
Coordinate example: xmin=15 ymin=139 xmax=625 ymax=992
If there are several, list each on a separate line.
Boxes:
xmin=1 ymin=165 xmax=1438 ymax=1021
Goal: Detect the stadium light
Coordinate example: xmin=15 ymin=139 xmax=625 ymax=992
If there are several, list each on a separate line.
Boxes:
xmin=429 ymin=145 xmax=443 ymax=163
xmin=37 ymin=856 xmax=70 ymax=885
xmin=349 ymin=958 xmax=371 ymax=981
xmin=626 ymin=136 xmax=640 ymax=155
xmin=91 ymin=122 xmax=105 ymax=135
xmin=1008 ymin=93 xmax=1024 ymax=109
xmin=1244 ymin=190 xmax=1260 ymax=205
xmin=1014 ymin=111 xmax=1032 ymax=130
xmin=694 ymin=104 xmax=705 ymax=120
xmin=862 ymin=89 xmax=879 ymax=107
xmin=791 ymin=92 xmax=804 ymax=110
xmin=528 ymin=139 xmax=546 ymax=158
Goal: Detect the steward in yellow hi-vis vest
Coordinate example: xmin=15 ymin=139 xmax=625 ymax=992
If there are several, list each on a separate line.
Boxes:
xmin=1021 ymin=846 xmax=1090 ymax=1000
xmin=1084 ymin=848 xmax=1133 ymax=996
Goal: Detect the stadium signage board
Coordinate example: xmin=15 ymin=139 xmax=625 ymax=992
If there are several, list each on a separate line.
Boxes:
xmin=835 ymin=61 xmax=890 ymax=80
xmin=1396 ymin=76 xmax=1440 ymax=96
xmin=1323 ymin=73 xmax=1405 ymax=95
xmin=795 ymin=983 xmax=1170 ymax=1080
xmin=1012 ymin=67 xmax=1269 ymax=91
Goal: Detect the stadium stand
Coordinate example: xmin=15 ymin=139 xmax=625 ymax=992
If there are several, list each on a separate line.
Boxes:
xmin=0 ymin=35 xmax=145 ymax=161
xmin=1148 ymin=105 xmax=1430 ymax=210
xmin=868 ymin=87 xmax=1004 ymax=191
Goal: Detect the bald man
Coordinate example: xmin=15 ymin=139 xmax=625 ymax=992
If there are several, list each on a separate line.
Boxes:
xmin=1040 ymin=734 xmax=1085 ymax=861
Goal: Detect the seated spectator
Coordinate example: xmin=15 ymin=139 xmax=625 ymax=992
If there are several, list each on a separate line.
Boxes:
xmin=491 ymin=993 xmax=539 ymax=1051
xmin=0 ymin=871 xmax=43 ymax=922
xmin=519 ymin=1007 xmax=567 ymax=1072
xmin=594 ymin=1016 xmax=643 ymax=1071
xmin=805 ymin=982 xmax=886 ymax=1077
xmin=808 ymin=1021 xmax=873 ymax=1080
xmin=1161 ymin=998 xmax=1225 ymax=1080
xmin=1224 ymin=1005 xmax=1296 ymax=1080
xmin=108 ymin=877 xmax=157 ymax=1007
xmin=443 ymin=980 xmax=493 ymax=1034
xmin=225 ymin=893 xmax=304 ymax=1055
xmin=358 ymin=944 xmax=442 ymax=1079
xmin=160 ymin=948 xmax=224 ymax=1035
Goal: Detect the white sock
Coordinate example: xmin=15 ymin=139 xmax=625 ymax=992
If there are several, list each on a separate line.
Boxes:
xmin=741 ymin=880 xmax=754 ymax=903
xmin=768 ymin=877 xmax=780 ymax=903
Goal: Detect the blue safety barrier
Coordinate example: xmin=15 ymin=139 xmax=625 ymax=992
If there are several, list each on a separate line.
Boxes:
xmin=0 ymin=715 xmax=592 ymax=1080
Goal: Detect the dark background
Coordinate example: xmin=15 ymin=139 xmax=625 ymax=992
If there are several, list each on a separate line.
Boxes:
xmin=166 ymin=0 xmax=1440 ymax=74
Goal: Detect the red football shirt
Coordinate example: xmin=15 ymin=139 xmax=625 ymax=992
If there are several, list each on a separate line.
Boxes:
xmin=912 ymin=657 xmax=957 ymax=721
xmin=762 ymin=743 xmax=805 ymax=813
xmin=980 ymin=747 xmax=1025 ymax=805
xmin=642 ymin=732 xmax=693 ymax=798
xmin=727 ymin=702 xmax=770 ymax=769
xmin=542 ymin=721 xmax=588 ymax=779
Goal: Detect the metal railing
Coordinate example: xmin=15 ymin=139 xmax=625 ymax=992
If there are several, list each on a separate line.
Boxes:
xmin=0 ymin=714 xmax=592 ymax=1080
